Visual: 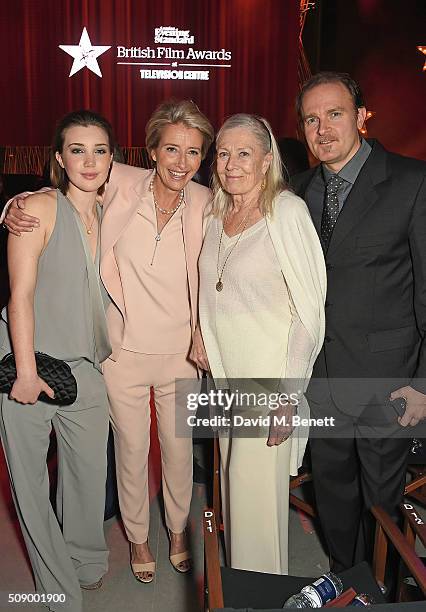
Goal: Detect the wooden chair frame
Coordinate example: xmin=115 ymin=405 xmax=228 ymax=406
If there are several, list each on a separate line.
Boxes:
xmin=207 ymin=435 xmax=426 ymax=607
xmin=372 ymin=504 xmax=426 ymax=601
xmin=205 ymin=504 xmax=426 ymax=609
xmin=404 ymin=466 xmax=426 ymax=506
xmin=203 ymin=508 xmax=224 ymax=611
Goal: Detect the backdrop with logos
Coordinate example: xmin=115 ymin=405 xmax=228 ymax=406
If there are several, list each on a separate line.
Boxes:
xmin=1 ymin=0 xmax=299 ymax=158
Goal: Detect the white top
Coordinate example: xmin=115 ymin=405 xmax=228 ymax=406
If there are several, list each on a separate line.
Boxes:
xmin=201 ymin=217 xmax=297 ymax=378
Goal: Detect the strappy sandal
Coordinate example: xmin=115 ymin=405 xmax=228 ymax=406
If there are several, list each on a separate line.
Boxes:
xmin=130 ymin=542 xmax=156 ymax=584
xmin=168 ymin=529 xmax=192 ymax=574
xmin=131 ymin=561 xmax=156 ymax=584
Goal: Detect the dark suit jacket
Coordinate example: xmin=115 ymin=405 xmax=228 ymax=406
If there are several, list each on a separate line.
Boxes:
xmin=292 ymin=140 xmax=426 ymax=412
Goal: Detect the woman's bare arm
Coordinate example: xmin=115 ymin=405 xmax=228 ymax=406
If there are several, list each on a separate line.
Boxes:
xmin=1 ymin=189 xmax=54 ymax=235
xmin=8 ymin=192 xmax=55 ymax=403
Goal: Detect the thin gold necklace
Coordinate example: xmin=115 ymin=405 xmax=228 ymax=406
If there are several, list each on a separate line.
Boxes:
xmin=216 ymin=205 xmax=255 ymax=292
xmin=80 ymin=211 xmax=97 ymax=235
xmin=67 ymin=197 xmax=97 ymax=234
xmin=149 ymin=178 xmax=185 ymax=265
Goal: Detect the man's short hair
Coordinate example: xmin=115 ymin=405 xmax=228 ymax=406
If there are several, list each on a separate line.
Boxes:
xmin=296 ymin=72 xmax=365 ymax=123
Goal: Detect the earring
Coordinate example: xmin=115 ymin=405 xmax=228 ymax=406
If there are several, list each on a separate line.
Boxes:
xmin=260 ymin=177 xmax=266 ymax=190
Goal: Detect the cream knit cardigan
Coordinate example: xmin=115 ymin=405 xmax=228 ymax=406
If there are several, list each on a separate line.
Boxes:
xmin=200 ymin=190 xmax=326 ymax=474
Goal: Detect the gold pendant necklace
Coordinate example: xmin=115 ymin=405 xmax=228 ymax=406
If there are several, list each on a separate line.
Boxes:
xmin=83 ymin=213 xmax=96 ymax=235
xmin=67 ymin=197 xmax=97 ymax=234
xmin=216 ymin=206 xmax=255 ymax=292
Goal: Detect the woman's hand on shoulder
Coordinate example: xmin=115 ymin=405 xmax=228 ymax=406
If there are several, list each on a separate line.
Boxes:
xmin=3 ymin=188 xmax=53 ymax=236
xmin=10 ymin=374 xmax=55 ymax=405
xmin=8 ymin=192 xmax=55 ymax=246
xmin=189 ymin=325 xmax=210 ymax=371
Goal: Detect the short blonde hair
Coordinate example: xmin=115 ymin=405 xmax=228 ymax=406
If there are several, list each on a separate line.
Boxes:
xmin=211 ymin=114 xmax=286 ymax=219
xmin=145 ymin=99 xmax=214 ymax=159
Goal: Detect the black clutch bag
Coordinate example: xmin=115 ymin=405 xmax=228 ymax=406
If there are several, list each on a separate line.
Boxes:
xmin=0 ymin=352 xmax=77 ymax=405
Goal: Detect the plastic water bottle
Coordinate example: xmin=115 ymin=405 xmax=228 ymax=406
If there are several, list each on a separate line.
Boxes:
xmin=350 ymin=593 xmax=375 ymax=607
xmin=283 ymin=572 xmax=343 ymax=607
xmin=283 ymin=591 xmax=319 ymax=608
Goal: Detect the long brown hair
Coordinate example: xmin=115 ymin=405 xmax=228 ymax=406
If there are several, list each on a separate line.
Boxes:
xmin=50 ymin=110 xmax=115 ymax=195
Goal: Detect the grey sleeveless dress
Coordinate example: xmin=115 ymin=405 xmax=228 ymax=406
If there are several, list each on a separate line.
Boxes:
xmin=0 ymin=189 xmax=111 ymax=368
xmin=0 ymin=190 xmax=111 ymax=612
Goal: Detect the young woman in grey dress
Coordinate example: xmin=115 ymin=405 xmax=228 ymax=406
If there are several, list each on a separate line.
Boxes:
xmin=0 ymin=110 xmax=114 ymax=612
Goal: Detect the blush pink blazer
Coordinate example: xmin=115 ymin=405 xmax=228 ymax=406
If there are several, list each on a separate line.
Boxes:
xmin=100 ymin=162 xmax=211 ymax=361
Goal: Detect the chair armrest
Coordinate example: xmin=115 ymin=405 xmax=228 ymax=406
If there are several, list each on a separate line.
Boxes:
xmin=289 ymin=470 xmax=316 ymax=518
xmin=400 ymin=502 xmax=426 ymax=548
xmin=289 ymin=471 xmax=313 ymax=490
xmin=404 ymin=472 xmax=426 ymax=495
xmin=324 ymin=587 xmax=357 ymax=607
xmin=204 ymin=509 xmax=224 ymax=609
xmin=372 ymin=505 xmax=426 ymax=597
xmin=213 ymin=437 xmax=222 ymax=528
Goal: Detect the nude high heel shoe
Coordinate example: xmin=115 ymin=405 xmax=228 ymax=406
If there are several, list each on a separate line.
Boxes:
xmin=130 ymin=541 xmax=156 ymax=584
xmin=168 ymin=529 xmax=192 ymax=573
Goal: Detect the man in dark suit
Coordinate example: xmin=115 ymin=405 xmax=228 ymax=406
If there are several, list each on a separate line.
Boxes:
xmin=291 ymin=72 xmax=426 ymax=572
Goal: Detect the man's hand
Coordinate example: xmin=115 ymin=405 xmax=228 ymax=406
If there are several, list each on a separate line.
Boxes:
xmin=189 ymin=325 xmax=210 ymax=371
xmin=390 ymin=385 xmax=426 ymax=427
xmin=267 ymin=402 xmax=295 ymax=446
xmin=4 ymin=193 xmax=42 ymax=236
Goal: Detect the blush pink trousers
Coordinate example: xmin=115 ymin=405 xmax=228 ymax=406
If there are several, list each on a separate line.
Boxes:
xmin=103 ymin=349 xmax=197 ymax=543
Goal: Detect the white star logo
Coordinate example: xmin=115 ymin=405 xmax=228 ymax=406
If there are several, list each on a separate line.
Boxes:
xmin=59 ymin=27 xmax=111 ymax=77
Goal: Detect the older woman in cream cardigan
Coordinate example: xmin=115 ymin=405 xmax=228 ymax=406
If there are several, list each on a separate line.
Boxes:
xmin=196 ymin=114 xmax=326 ymax=575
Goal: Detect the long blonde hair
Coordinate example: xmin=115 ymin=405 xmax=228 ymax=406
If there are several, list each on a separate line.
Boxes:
xmin=211 ymin=114 xmax=286 ymax=219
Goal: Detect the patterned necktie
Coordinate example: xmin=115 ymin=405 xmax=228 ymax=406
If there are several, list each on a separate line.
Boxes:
xmin=321 ymin=174 xmax=344 ymax=248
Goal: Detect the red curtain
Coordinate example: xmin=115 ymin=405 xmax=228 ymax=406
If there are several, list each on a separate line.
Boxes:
xmin=0 ymin=0 xmax=299 ymax=148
